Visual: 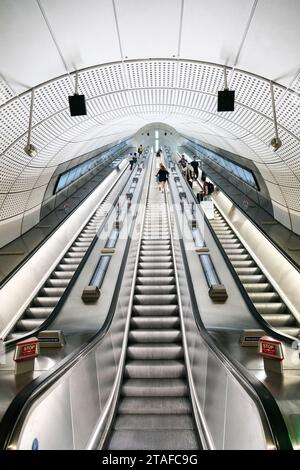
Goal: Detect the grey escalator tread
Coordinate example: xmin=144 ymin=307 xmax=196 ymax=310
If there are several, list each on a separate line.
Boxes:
xmin=129 ymin=329 xmax=182 ymax=343
xmin=135 ymin=285 xmax=176 ymax=294
xmin=136 ymin=276 xmax=175 ymax=285
xmin=41 ymin=287 xmax=66 ymax=296
xmin=125 ymin=360 xmax=185 ymax=379
xmin=122 ymin=378 xmax=188 ymax=396
xmin=133 ymin=305 xmax=179 ymax=316
xmin=133 ymin=294 xmax=177 ymax=304
xmin=131 ymin=316 xmax=180 ymax=329
xmin=118 ymin=396 xmax=191 ymax=414
xmin=46 ymin=279 xmax=70 ymax=287
xmin=127 ymin=344 xmax=183 ymax=360
xmin=280 ymin=327 xmax=300 ymax=336
xmin=16 ymin=318 xmax=45 ymax=331
xmin=261 ymin=314 xmax=296 ymax=326
xmin=254 ymin=302 xmax=287 ymax=314
xmin=114 ymin=413 xmax=194 ymax=430
xmin=25 ymin=307 xmax=54 ymax=318
xmin=108 ymin=430 xmax=199 ymax=450
xmin=33 ymin=297 xmax=60 ymax=307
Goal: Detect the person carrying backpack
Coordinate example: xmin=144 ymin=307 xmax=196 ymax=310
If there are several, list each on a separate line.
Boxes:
xmin=190 ymin=156 xmax=199 ymax=179
xmin=156 ymin=163 xmax=169 ymax=193
xmin=138 ymin=145 xmax=144 ymax=157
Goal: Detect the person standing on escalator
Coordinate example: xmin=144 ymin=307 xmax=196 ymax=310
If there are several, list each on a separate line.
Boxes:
xmin=190 ymin=156 xmax=199 ymax=180
xmin=156 ymin=163 xmax=169 ymax=193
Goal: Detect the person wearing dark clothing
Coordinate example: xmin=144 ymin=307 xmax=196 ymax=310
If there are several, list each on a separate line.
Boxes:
xmin=156 ymin=163 xmax=169 ymax=193
xmin=190 ymin=157 xmax=199 ymax=179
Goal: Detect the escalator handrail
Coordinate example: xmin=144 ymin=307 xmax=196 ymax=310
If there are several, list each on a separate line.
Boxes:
xmin=171 ymin=156 xmax=296 ymax=345
xmin=4 ymin=161 xmax=135 ymax=349
xmin=0 ymin=149 xmax=129 ymax=290
xmin=182 ymin=145 xmax=300 ymax=275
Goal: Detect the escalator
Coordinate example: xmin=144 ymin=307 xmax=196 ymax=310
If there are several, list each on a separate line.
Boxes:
xmin=107 ymin=161 xmax=200 ymax=450
xmin=0 ymin=153 xmax=292 ymax=451
xmin=5 ymin=161 xmax=135 ymax=344
xmin=210 ymin=207 xmax=300 ymax=338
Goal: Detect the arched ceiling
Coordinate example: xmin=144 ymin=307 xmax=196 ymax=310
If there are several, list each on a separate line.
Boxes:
xmin=0 ymin=0 xmax=299 ymax=243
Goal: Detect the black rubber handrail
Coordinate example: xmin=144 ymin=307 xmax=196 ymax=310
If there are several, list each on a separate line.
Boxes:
xmin=0 ymin=159 xmax=150 ymax=450
xmin=172 ymin=157 xmax=296 ymax=345
xmin=4 ymin=160 xmax=135 ymax=349
xmin=166 ymin=170 xmax=293 ymax=450
xmin=0 ymin=150 xmax=129 ymax=289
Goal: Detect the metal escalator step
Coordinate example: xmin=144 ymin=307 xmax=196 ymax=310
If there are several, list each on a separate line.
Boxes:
xmin=136 ymin=276 xmax=175 ymax=285
xmin=239 ymin=274 xmax=266 ymax=283
xmin=16 ymin=318 xmax=45 ymax=331
xmin=46 ymin=279 xmax=70 ymax=287
xmin=131 ymin=316 xmax=180 ymax=329
xmin=65 ymin=252 xmax=85 ymax=258
xmin=235 ymin=267 xmax=261 ymax=275
xmin=133 ymin=294 xmax=177 ymax=305
xmin=231 ymin=260 xmax=256 ymax=268
xmin=140 ymin=250 xmax=172 ymax=256
xmin=118 ymin=396 xmax=191 ymax=414
xmin=127 ymin=344 xmax=183 ymax=360
xmin=114 ymin=413 xmax=194 ymax=430
xmin=139 ymin=256 xmax=172 ymax=263
xmin=138 ymin=269 xmax=174 ymax=277
xmin=141 ymin=245 xmax=171 ymax=252
xmin=108 ymin=429 xmax=198 ymax=450
xmin=25 ymin=307 xmax=54 ymax=319
xmin=279 ymin=327 xmax=300 ymax=337
xmin=254 ymin=302 xmax=287 ymax=314
xmin=135 ymin=285 xmax=176 ymax=294
xmin=248 ymin=292 xmax=280 ymax=302
xmin=223 ymin=245 xmax=244 ymax=251
xmin=261 ymin=313 xmax=296 ymax=326
xmin=138 ymin=262 xmax=173 ymax=269
xmin=41 ymin=287 xmax=65 ymax=296
xmin=129 ymin=329 xmax=182 ymax=343
xmin=69 ymin=247 xmax=87 ymax=253
xmin=33 ymin=297 xmax=60 ymax=307
xmin=53 ymin=271 xmax=74 ymax=279
xmin=57 ymin=264 xmax=78 ymax=271
xmin=227 ymin=254 xmax=251 ymax=261
xmin=122 ymin=379 xmax=188 ymax=397
xmin=142 ymin=240 xmax=170 ymax=245
xmin=133 ymin=305 xmax=179 ymax=316
xmin=217 ymin=234 xmax=237 ymax=239
xmin=62 ymin=257 xmax=82 ymax=264
xmin=243 ymin=283 xmax=272 ymax=292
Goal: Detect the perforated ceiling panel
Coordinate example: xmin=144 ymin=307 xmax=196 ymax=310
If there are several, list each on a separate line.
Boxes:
xmin=0 ymin=58 xmax=299 ymax=243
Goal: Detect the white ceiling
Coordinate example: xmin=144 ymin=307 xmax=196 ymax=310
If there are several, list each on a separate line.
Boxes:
xmin=0 ymin=0 xmax=299 ymax=244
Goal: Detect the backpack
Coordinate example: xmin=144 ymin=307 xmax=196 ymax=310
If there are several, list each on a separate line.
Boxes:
xmin=207 ymin=182 xmax=214 ymax=194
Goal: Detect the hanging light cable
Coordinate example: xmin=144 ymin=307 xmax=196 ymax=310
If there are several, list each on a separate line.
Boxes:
xmin=68 ymin=70 xmax=87 ymax=116
xmin=217 ymin=66 xmax=235 ymax=112
xmin=270 ymin=81 xmax=282 ymax=151
xmin=24 ymin=88 xmax=38 ymax=158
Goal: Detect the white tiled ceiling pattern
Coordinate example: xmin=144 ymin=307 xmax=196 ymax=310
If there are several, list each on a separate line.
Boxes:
xmin=0 ymin=0 xmax=299 ymax=246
